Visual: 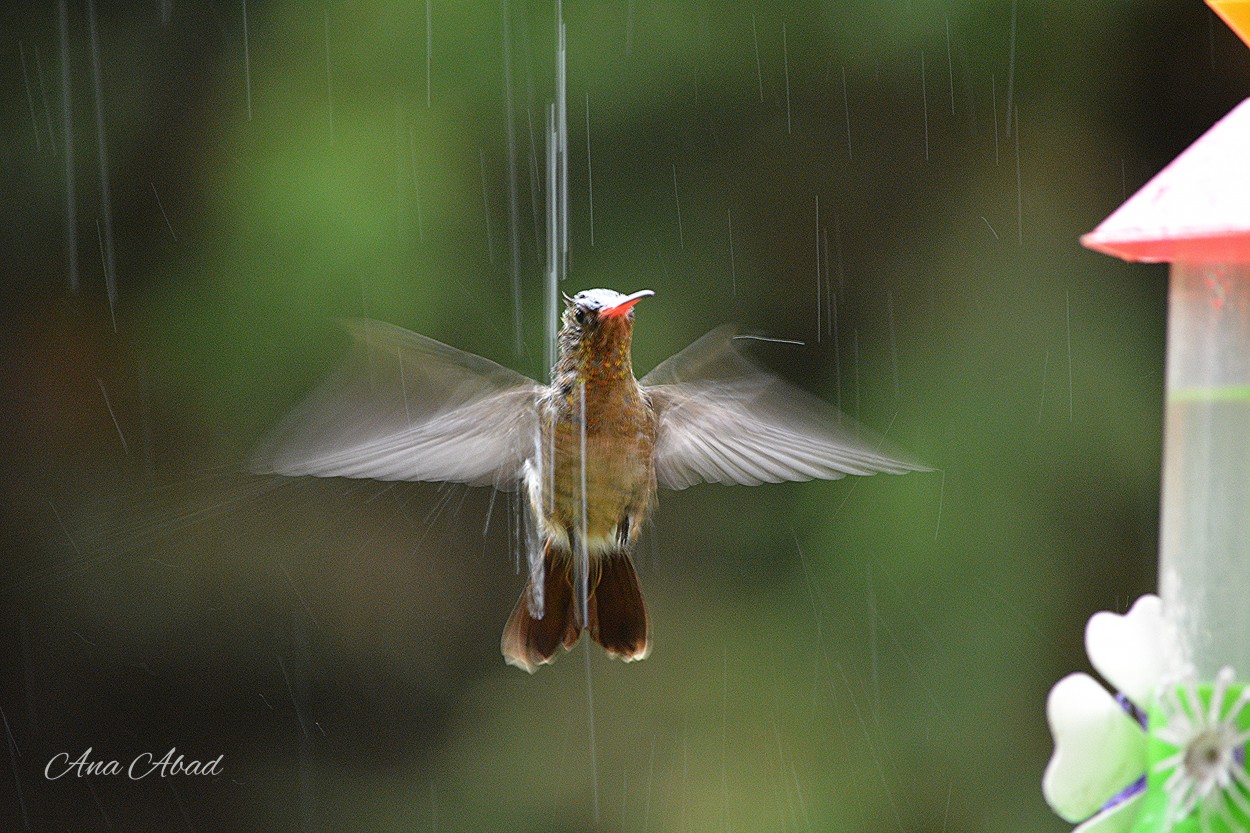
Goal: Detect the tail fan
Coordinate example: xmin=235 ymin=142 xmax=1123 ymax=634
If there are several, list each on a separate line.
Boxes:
xmin=502 ymin=545 xmax=650 ymax=670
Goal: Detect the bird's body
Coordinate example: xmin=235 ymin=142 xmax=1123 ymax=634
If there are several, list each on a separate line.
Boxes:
xmin=533 ymin=305 xmax=656 ymax=556
xmin=508 ymin=290 xmax=659 ymax=669
xmin=532 ymin=387 xmax=655 ymax=553
xmin=253 ymin=288 xmax=926 ymax=672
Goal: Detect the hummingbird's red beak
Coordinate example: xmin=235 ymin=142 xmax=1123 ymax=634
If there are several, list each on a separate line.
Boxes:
xmin=599 ymin=289 xmax=655 ymax=319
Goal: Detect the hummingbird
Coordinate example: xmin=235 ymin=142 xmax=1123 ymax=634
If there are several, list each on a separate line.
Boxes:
xmin=253 ymin=289 xmax=924 ymax=671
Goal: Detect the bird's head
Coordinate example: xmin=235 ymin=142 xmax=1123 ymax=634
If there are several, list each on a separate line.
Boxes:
xmin=556 ymin=288 xmax=654 ymax=382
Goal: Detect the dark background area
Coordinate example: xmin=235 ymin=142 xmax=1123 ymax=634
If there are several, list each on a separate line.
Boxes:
xmin=1 ymin=1 xmax=1248 ymax=830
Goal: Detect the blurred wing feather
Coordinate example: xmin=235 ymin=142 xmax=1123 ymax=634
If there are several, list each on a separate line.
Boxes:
xmin=252 ymin=319 xmax=542 ymax=488
xmin=641 ymin=327 xmax=928 ymax=490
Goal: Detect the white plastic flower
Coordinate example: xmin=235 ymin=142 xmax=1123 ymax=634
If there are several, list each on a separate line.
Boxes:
xmin=1042 ymin=594 xmax=1250 ymax=833
xmin=1043 ymin=594 xmax=1163 ymax=833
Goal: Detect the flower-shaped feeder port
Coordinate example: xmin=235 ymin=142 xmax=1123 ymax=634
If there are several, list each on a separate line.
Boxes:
xmin=1044 ymin=595 xmax=1250 ymax=833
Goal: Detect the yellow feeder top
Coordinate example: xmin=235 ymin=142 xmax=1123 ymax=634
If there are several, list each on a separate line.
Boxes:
xmin=1208 ymin=0 xmax=1250 ymax=48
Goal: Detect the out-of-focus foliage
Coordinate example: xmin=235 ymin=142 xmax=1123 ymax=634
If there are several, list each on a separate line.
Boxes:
xmin=1 ymin=0 xmax=1248 ymax=830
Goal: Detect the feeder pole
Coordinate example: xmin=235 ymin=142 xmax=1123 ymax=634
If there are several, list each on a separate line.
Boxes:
xmin=1157 ymin=260 xmax=1250 ymax=679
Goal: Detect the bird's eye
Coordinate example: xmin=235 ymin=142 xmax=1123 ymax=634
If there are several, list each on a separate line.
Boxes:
xmin=574 ymin=308 xmax=590 ymax=326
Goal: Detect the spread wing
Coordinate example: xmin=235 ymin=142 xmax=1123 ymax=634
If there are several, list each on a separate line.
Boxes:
xmin=640 ymin=327 xmax=928 ymax=490
xmin=251 ymin=319 xmax=543 ymax=488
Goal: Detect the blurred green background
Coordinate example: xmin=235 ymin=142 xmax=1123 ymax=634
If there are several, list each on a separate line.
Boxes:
xmin=2 ymin=0 xmax=1248 ymax=830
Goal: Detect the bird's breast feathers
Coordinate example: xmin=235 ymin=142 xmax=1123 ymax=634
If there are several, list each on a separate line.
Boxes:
xmin=524 ymin=403 xmax=657 ymax=553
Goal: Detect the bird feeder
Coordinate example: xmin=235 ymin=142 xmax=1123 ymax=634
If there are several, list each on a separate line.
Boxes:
xmin=1082 ymin=95 xmax=1250 ymax=685
xmin=1074 ymin=7 xmax=1250 ymax=832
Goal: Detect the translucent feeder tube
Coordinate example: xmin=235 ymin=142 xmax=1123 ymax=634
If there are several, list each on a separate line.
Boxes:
xmin=1159 ymin=262 xmax=1250 ymax=680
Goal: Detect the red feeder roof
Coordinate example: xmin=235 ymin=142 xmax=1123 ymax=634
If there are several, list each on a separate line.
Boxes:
xmin=1081 ymin=97 xmax=1250 ymax=264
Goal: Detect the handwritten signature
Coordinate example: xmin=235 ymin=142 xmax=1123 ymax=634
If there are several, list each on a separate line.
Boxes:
xmin=45 ymin=748 xmax=223 ymax=780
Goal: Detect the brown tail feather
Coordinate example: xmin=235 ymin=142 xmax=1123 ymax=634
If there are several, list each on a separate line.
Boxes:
xmin=501 ymin=544 xmax=576 ymax=673
xmin=502 ymin=545 xmax=650 ymax=671
xmin=587 ymin=552 xmax=650 ymax=663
